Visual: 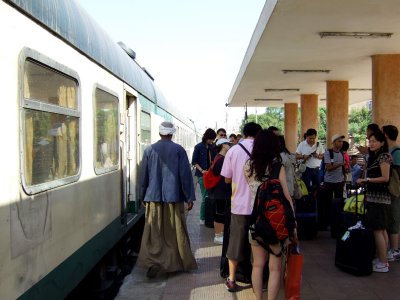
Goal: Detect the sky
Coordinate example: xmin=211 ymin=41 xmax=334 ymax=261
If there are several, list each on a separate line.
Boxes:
xmin=78 ymin=0 xmax=265 ymax=133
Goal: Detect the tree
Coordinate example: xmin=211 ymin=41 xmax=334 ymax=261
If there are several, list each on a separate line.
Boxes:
xmin=240 ymin=107 xmax=284 ymax=132
xmin=239 ymin=106 xmax=371 ymax=146
xmin=348 ymin=107 xmax=372 ymax=145
xmin=318 ymin=108 xmax=327 ymax=143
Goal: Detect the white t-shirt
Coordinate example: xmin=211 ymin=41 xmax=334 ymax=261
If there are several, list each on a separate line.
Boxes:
xmin=296 ymin=140 xmax=324 ymax=168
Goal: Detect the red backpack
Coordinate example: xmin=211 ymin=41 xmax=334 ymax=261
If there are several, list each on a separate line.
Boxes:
xmin=250 ymin=162 xmax=296 ymax=254
xmin=203 ymin=155 xmax=223 ymax=190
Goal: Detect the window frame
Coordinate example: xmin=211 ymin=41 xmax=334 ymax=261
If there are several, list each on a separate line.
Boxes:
xmin=19 ymin=48 xmax=82 ymax=195
xmin=140 ymin=109 xmax=151 ymax=144
xmin=93 ymin=84 xmax=120 ymax=175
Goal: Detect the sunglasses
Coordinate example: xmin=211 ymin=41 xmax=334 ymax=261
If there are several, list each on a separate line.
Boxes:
xmin=219 ymin=133 xmax=227 ymax=137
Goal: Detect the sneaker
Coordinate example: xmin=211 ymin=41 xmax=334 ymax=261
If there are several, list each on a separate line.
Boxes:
xmin=373 ymin=262 xmax=389 ymax=273
xmin=387 ymin=249 xmax=394 ymax=261
xmin=214 ymin=235 xmax=223 ymax=245
xmin=199 ymin=220 xmax=205 ymax=225
xmin=372 ymin=257 xmax=379 ymax=265
xmin=225 ymin=278 xmax=238 ymax=292
xmin=388 ymin=249 xmax=400 ymax=261
xmin=395 ymin=249 xmax=400 ymax=261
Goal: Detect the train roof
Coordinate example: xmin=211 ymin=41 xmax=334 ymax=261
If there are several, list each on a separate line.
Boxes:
xmin=5 ymin=0 xmax=192 ymax=129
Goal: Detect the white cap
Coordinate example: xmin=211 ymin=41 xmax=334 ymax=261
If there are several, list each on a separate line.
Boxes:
xmin=216 ymin=138 xmax=230 ymax=146
xmin=331 ymin=134 xmax=345 ymax=143
xmin=159 ymin=121 xmax=176 ymax=135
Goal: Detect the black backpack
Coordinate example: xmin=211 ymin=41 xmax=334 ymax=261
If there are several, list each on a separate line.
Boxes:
xmin=249 ymin=162 xmax=296 ymax=255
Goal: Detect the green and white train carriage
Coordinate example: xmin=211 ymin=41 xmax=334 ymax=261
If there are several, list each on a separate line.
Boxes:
xmin=0 ymin=0 xmax=197 ymax=299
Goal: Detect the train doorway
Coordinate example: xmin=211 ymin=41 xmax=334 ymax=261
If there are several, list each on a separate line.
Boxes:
xmin=121 ymin=92 xmax=140 ymax=225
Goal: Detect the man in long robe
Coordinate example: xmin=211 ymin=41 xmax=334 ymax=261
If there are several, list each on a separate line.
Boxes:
xmin=137 ymin=121 xmax=197 ymax=278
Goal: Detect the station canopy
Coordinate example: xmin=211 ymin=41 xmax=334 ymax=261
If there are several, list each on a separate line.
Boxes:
xmin=227 ymin=0 xmax=400 ymax=108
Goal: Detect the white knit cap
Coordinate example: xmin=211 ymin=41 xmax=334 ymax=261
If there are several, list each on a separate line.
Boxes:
xmin=159 ymin=121 xmax=176 ymax=135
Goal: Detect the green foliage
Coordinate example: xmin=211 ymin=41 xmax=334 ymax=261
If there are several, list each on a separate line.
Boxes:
xmin=348 ymin=107 xmax=372 ymax=145
xmin=241 ymin=107 xmax=284 ymax=132
xmin=318 ymin=108 xmax=327 ymax=143
xmin=239 ymin=106 xmax=371 ymax=146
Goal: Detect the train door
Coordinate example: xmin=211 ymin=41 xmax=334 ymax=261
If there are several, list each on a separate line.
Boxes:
xmin=121 ymin=90 xmax=140 ymax=224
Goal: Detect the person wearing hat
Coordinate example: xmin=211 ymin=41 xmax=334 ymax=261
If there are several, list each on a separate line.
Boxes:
xmin=207 ymin=138 xmax=232 ymax=244
xmin=319 ymin=134 xmax=346 ymax=232
xmin=137 ymin=121 xmax=197 ymax=278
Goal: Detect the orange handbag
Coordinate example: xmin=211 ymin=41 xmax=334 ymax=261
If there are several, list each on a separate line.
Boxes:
xmin=284 ymin=243 xmax=304 ymax=300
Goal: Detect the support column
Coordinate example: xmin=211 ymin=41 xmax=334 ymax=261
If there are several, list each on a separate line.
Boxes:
xmin=372 ymin=55 xmax=400 ymax=130
xmin=284 ymin=103 xmax=298 ymax=153
xmin=300 ymin=94 xmax=318 ymax=138
xmin=326 ymin=81 xmax=349 ymax=145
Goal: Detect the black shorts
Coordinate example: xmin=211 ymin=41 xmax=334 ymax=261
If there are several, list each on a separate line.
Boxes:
xmin=214 ymin=198 xmax=228 ymax=223
xmin=366 ymin=202 xmax=391 ymax=230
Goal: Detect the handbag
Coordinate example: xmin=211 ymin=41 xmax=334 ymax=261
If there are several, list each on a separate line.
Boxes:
xmin=284 ymin=243 xmax=303 ymax=300
xmin=292 ymin=179 xmax=303 ymax=200
xmin=388 ymin=165 xmax=400 ymax=197
xmin=298 ymin=161 xmax=306 ymax=173
xmin=295 ymin=177 xmax=308 ymax=197
xmin=203 ymin=156 xmax=223 ymax=190
xmin=343 ymin=194 xmax=365 ymax=214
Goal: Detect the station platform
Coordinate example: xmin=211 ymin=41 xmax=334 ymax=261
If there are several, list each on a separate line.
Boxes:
xmin=116 ymin=187 xmax=400 ymax=300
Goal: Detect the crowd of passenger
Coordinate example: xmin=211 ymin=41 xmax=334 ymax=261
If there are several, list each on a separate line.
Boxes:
xmin=137 ymin=120 xmax=400 ymax=300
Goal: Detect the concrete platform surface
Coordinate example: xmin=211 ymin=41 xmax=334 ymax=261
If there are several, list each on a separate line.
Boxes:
xmin=116 ymin=186 xmax=400 ymax=300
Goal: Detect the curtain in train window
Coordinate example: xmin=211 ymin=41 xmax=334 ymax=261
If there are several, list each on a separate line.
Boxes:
xmin=94 ymin=88 xmax=119 ymax=170
xmin=23 ymin=60 xmax=79 ymax=187
xmin=140 ymin=111 xmax=151 ymax=144
xmin=139 ymin=111 xmax=151 ymax=159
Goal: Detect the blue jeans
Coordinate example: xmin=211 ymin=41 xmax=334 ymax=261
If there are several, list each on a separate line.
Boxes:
xmin=302 ymin=167 xmax=321 ymax=192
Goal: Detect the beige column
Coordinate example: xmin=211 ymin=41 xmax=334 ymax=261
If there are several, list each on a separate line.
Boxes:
xmin=284 ymin=103 xmax=298 ymax=153
xmin=326 ymin=81 xmax=349 ymax=145
xmin=300 ymin=94 xmax=318 ymax=138
xmin=372 ymin=55 xmax=400 ymax=130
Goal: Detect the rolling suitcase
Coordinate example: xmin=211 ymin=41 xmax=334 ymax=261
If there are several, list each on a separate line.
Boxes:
xmin=335 ymin=224 xmax=375 ymax=275
xmin=316 ymin=185 xmax=331 ymax=231
xmin=295 ymin=194 xmax=318 ymax=240
xmin=330 ymin=197 xmax=344 ymax=239
xmin=335 ymin=189 xmax=374 ymax=276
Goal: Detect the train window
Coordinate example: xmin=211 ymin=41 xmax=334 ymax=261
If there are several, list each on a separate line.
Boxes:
xmin=22 ymin=59 xmax=80 ymax=194
xmin=140 ymin=111 xmax=151 ymax=145
xmin=94 ymin=88 xmax=119 ymax=172
xmin=24 ymin=60 xmax=78 ymax=109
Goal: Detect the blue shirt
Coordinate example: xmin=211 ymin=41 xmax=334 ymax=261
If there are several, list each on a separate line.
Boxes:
xmin=139 ymin=139 xmax=195 ymax=203
xmin=390 ymin=146 xmax=400 ymax=165
xmin=191 ymin=142 xmax=216 ymax=177
xmin=351 ymin=164 xmax=362 ymax=185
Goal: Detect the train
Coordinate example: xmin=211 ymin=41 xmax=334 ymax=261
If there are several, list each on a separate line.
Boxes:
xmin=0 ymin=0 xmax=198 ymax=299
